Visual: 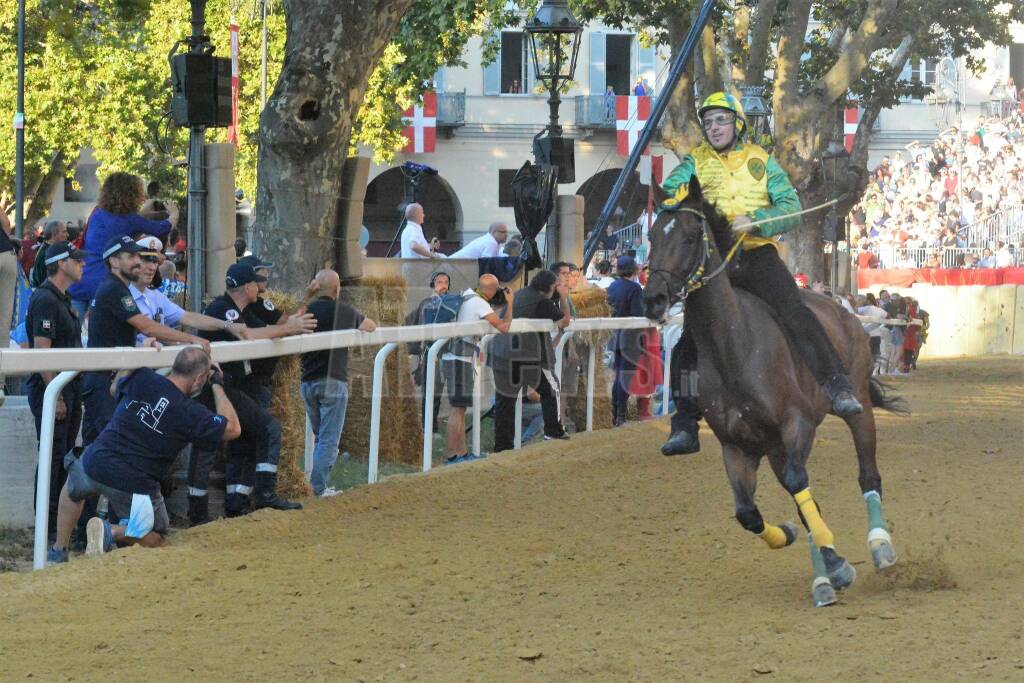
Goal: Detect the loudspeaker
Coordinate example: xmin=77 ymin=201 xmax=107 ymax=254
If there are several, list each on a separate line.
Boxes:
xmin=170 ymin=54 xmax=232 ymax=128
xmin=533 ymin=136 xmax=576 ymax=184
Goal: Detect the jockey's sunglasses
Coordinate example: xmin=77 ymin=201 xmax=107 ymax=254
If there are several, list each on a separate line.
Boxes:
xmin=701 ymin=112 xmax=736 ymax=129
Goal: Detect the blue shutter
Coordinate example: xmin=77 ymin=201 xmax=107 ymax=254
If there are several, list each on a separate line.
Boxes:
xmin=638 ymin=44 xmax=656 ymax=95
xmin=433 ymin=67 xmax=446 ymax=92
xmin=588 ymin=32 xmax=605 ymax=96
xmin=483 ymin=34 xmax=501 ymax=95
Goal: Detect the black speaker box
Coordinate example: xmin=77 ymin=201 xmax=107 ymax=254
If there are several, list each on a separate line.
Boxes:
xmin=533 ymin=136 xmax=576 ymax=184
xmin=170 ymin=53 xmax=232 ymax=128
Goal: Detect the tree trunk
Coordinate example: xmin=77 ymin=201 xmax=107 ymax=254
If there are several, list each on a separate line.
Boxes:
xmin=25 ymin=153 xmax=67 ymax=227
xmin=661 ymin=13 xmax=704 ymax=159
xmin=253 ymin=0 xmax=414 ymax=294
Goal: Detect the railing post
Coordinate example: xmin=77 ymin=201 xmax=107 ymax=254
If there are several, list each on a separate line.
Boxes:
xmin=662 ymin=325 xmax=678 ymax=417
xmin=472 ymin=335 xmax=495 ymax=457
xmin=586 ymin=342 xmax=596 ymax=431
xmin=421 ymin=338 xmax=448 ymax=472
xmin=514 ymin=388 xmax=523 ymax=449
xmin=33 ymin=370 xmax=79 ymax=571
xmin=304 ymin=417 xmax=314 ymax=481
xmin=367 ymin=343 xmax=397 ymax=485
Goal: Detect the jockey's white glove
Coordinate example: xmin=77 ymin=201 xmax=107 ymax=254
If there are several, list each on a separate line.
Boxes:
xmin=731 ymin=215 xmax=754 ymax=234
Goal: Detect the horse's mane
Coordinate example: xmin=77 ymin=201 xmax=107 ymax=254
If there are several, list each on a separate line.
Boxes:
xmin=696 ymin=198 xmax=735 ymax=256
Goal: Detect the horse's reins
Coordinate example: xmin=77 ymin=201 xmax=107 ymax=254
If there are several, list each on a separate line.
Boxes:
xmin=651 ymin=198 xmax=841 ymax=302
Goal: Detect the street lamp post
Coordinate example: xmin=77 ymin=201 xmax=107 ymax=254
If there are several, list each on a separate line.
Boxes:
xmin=739 ymin=85 xmax=772 ymax=149
xmin=525 ymin=0 xmax=583 ymax=180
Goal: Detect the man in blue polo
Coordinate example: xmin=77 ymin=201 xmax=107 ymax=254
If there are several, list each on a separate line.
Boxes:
xmin=48 ymin=347 xmax=241 ymax=563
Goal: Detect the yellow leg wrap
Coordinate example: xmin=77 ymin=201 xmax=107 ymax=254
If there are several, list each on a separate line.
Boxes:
xmin=759 ymin=524 xmax=789 ymax=549
xmin=794 ymin=488 xmax=835 ymax=548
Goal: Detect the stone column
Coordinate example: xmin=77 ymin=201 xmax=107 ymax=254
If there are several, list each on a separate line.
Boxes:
xmin=556 ymin=194 xmax=585 ymax=266
xmin=336 ymin=156 xmax=371 ymax=283
xmin=204 ymin=143 xmax=236 ymax=293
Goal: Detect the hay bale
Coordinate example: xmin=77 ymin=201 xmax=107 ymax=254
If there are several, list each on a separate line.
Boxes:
xmin=263 ymin=291 xmax=314 ymax=499
xmin=567 ymin=287 xmax=614 ymax=431
xmin=340 ymin=275 xmax=423 ymax=467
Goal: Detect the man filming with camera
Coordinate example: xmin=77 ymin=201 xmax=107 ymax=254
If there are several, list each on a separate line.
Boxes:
xmin=441 ymin=274 xmax=513 ymax=463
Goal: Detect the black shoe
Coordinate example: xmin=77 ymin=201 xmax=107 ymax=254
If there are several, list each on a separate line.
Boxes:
xmin=224 ymin=493 xmax=251 ymax=518
xmin=253 ymin=492 xmax=303 ymax=511
xmin=543 ymin=429 xmax=570 ymax=441
xmin=187 ymin=495 xmax=210 ymax=527
xmin=825 ymin=374 xmax=863 ymax=418
xmin=661 ymin=429 xmax=701 ymax=456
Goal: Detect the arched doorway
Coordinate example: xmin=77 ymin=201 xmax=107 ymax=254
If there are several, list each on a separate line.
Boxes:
xmin=574 ymin=167 xmax=649 ymax=237
xmin=363 ymin=167 xmax=463 ymax=255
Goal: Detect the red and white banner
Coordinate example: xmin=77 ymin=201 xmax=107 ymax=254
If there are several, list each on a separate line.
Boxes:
xmin=638 ymin=154 xmax=663 ymax=186
xmin=402 ymin=91 xmax=437 ymax=154
xmin=844 ymin=106 xmax=859 ymax=153
xmin=227 ymin=20 xmax=240 ymax=145
xmin=616 ymin=95 xmax=651 ymax=156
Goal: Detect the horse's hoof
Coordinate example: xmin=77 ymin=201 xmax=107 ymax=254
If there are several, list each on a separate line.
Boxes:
xmin=781 ymin=521 xmax=800 ymax=547
xmin=820 ymin=547 xmax=857 ymax=591
xmin=868 ymin=528 xmax=898 ymax=570
xmin=812 ymin=577 xmax=838 ymax=608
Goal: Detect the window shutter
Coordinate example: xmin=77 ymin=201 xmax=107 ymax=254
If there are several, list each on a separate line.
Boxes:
xmin=588 ymin=32 xmax=605 ymax=95
xmin=483 ymin=34 xmax=501 ymax=95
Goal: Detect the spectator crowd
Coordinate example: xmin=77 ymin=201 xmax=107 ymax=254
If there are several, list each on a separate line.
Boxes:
xmin=853 ymin=109 xmax=1024 ymax=269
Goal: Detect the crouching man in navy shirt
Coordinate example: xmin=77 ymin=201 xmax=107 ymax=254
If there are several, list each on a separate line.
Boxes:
xmin=47 ymin=348 xmax=241 ymax=564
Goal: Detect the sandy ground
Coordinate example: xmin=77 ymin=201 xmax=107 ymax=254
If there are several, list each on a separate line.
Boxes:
xmin=1 ymin=356 xmax=1022 ymax=681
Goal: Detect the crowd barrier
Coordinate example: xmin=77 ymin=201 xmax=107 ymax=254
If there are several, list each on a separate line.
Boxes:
xmin=0 ymin=309 xmax=918 ymax=571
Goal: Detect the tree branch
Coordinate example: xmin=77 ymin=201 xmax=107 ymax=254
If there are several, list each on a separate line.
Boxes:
xmin=771 ymin=0 xmax=812 ymax=126
xmin=813 ymin=0 xmax=900 ymax=108
xmin=850 ymin=35 xmax=914 ymax=168
xmin=745 ymin=0 xmax=778 ymax=86
xmin=730 ymin=5 xmax=750 ymax=84
xmin=700 ymin=24 xmax=723 ymax=93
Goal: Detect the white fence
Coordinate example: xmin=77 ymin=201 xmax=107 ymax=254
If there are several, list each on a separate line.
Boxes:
xmin=0 ymin=314 xmax=684 ymax=570
xmin=963 ymin=204 xmax=1024 ymax=249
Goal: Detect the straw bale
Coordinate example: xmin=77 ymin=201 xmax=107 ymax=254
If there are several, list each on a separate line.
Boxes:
xmin=263 ymin=290 xmax=314 ymax=499
xmin=340 ymin=275 xmax=423 ymax=467
xmin=567 ymin=287 xmax=614 ymax=430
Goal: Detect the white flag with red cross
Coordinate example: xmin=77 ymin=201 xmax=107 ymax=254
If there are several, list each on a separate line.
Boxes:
xmin=617 ymin=95 xmax=651 ymax=156
xmin=402 ymin=91 xmax=437 ymax=154
xmin=844 ymin=106 xmax=860 ymax=153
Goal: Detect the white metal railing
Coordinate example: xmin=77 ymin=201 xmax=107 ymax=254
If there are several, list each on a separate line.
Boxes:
xmin=3 ymin=315 xmax=681 ymax=570
xmin=4 ymin=308 xmax=917 ymax=571
xmin=854 ymin=245 xmax=1021 ymax=269
xmin=962 ymin=204 xmax=1024 ymax=249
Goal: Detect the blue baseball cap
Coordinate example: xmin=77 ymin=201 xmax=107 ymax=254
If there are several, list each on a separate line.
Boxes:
xmin=102 ymin=235 xmax=144 ymax=260
xmin=238 ymin=255 xmax=274 ymax=270
xmin=616 ymin=255 xmax=636 ymax=270
xmin=225 ymin=262 xmax=267 ymax=288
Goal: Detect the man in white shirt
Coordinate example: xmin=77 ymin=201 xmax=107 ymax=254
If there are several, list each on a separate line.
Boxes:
xmin=449 ymin=222 xmax=510 ymax=259
xmin=995 ymin=241 xmax=1013 ymax=268
xmin=441 ymin=274 xmax=513 ymax=463
xmin=399 ymin=203 xmax=443 ymax=259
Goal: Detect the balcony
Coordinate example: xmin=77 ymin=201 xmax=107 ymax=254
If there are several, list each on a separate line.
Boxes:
xmin=437 ymin=91 xmax=466 ymax=129
xmin=574 ymin=95 xmax=664 ymax=132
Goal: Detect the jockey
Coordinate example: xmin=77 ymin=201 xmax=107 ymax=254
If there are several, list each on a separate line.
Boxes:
xmin=659 ymin=91 xmax=863 ymax=457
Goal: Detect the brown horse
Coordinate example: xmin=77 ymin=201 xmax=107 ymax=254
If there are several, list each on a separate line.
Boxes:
xmin=643 ymin=177 xmax=907 ymax=607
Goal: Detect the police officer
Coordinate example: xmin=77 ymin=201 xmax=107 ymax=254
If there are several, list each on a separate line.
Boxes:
xmin=235 ymin=255 xmax=283 ymax=408
xmin=25 ymin=241 xmax=86 ymax=522
xmin=189 ymin=263 xmax=316 ymax=521
xmin=81 ymin=235 xmax=211 ymax=446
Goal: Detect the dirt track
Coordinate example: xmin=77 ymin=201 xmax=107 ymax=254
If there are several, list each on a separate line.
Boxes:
xmin=2 ymin=356 xmax=1022 ymax=681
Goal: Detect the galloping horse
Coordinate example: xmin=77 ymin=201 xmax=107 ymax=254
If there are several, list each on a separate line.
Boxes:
xmin=643 ymin=177 xmax=908 ymax=607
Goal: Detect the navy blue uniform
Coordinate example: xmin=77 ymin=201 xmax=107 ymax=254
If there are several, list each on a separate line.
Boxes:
xmin=25 ymin=280 xmax=84 ymax=514
xmin=83 ymin=273 xmax=142 ymax=446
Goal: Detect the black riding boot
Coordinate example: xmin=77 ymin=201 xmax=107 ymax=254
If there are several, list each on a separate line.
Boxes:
xmin=224 ymin=493 xmax=251 ymax=518
xmin=825 ymin=374 xmax=864 ymax=417
xmin=662 ymin=395 xmax=701 ymax=456
xmin=252 ymin=473 xmax=303 ymax=511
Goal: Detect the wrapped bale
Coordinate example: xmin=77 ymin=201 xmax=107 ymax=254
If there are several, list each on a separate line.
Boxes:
xmin=340 ymin=274 xmax=423 ymax=467
xmin=568 ymin=287 xmax=614 ymax=431
xmin=263 ymin=291 xmax=314 ymax=499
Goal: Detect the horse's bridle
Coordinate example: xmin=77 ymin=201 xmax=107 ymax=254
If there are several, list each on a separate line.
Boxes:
xmin=649 ymin=207 xmax=741 ymax=304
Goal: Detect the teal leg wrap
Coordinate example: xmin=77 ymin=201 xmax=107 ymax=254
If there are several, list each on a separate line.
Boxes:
xmin=808 ymin=533 xmax=829 ymax=579
xmin=864 ymin=490 xmax=887 ymax=531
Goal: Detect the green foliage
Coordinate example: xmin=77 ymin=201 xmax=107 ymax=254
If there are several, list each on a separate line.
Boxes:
xmin=0 ymin=0 xmax=523 ymax=211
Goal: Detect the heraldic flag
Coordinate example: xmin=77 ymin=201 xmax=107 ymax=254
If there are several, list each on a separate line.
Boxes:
xmin=402 ymin=91 xmax=437 ymax=154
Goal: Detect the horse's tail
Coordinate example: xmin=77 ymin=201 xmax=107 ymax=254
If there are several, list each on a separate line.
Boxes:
xmin=869 ymin=376 xmax=910 ymax=415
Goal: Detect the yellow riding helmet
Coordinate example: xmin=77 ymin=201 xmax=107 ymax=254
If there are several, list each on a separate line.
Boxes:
xmin=698 ymin=91 xmax=747 ymax=140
